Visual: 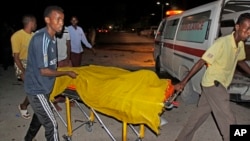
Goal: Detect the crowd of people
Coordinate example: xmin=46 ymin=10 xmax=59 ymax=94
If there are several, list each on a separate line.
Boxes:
xmin=0 ymin=8 xmax=97 ymax=117
xmin=0 ymin=14 xmax=96 ymax=72
xmin=0 ymin=5 xmax=97 ymax=141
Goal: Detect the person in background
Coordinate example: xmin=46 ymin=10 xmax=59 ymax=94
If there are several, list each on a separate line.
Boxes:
xmin=10 ymin=14 xmax=37 ymax=119
xmin=68 ymin=16 xmax=96 ymax=67
xmin=174 ymin=13 xmax=250 ymax=141
xmin=23 ymin=6 xmax=78 ymax=141
xmin=53 ymin=26 xmax=72 ymax=111
xmin=56 ymin=26 xmax=71 ymax=67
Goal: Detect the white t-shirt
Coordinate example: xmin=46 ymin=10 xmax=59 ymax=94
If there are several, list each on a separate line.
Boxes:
xmin=56 ymin=26 xmax=70 ymax=61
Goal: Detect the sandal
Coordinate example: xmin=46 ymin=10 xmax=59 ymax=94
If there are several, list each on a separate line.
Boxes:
xmin=18 ymin=105 xmax=31 ymax=119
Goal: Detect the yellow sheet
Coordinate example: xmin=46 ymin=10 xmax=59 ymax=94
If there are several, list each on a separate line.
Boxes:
xmin=50 ymin=65 xmax=173 ymax=134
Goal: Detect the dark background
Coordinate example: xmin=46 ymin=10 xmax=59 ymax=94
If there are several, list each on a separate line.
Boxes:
xmin=0 ymin=0 xmax=215 ymax=30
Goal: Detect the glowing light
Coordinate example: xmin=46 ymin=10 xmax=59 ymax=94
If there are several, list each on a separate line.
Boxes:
xmin=166 ymin=10 xmax=183 ymax=16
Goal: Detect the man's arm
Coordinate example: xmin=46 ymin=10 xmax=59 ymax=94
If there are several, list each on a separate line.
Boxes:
xmin=66 ymin=39 xmax=71 ymax=60
xmin=80 ymin=28 xmax=92 ymax=48
xmin=13 ymin=53 xmax=26 ymax=80
xmin=13 ymin=53 xmax=25 ymax=72
xmin=40 ymin=68 xmax=77 ymax=78
xmin=80 ymin=28 xmax=96 ymax=55
xmin=175 ymin=59 xmax=206 ymax=91
xmin=11 ymin=34 xmax=25 ymax=78
xmin=237 ymin=60 xmax=250 ymax=74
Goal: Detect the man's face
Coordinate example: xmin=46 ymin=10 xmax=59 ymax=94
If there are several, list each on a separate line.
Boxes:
xmin=47 ymin=10 xmax=64 ymax=33
xmin=30 ymin=18 xmax=37 ymax=31
xmin=70 ymin=17 xmax=78 ymax=26
xmin=236 ymin=19 xmax=250 ymax=41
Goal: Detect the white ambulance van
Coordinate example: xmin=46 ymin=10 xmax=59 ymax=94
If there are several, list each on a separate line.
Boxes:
xmin=153 ymin=0 xmax=250 ymax=104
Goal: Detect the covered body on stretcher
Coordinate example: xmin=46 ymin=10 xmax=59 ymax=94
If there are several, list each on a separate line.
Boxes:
xmin=50 ymin=65 xmax=175 ymax=134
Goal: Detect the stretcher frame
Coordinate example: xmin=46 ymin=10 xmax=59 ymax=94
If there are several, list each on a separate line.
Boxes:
xmin=51 ymin=86 xmax=180 ymax=141
xmin=51 ymin=87 xmax=148 ymax=141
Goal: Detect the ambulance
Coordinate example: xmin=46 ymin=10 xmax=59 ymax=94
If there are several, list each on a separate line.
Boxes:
xmin=153 ymin=0 xmax=250 ymax=104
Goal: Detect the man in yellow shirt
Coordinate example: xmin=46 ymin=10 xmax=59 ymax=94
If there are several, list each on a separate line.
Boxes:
xmin=11 ymin=14 xmax=37 ymax=119
xmin=175 ymin=13 xmax=250 ymax=141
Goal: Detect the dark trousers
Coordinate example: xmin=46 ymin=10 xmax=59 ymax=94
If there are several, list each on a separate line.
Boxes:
xmin=24 ymin=114 xmax=41 ymax=141
xmin=176 ymin=84 xmax=236 ymax=141
xmin=25 ymin=94 xmax=59 ymax=141
xmin=70 ymin=52 xmax=82 ymax=67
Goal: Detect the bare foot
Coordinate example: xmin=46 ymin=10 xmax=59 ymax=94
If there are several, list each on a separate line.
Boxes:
xmin=55 ymin=96 xmax=65 ymax=103
xmin=53 ymin=103 xmax=62 ymax=111
xmin=20 ymin=104 xmax=28 ymax=110
xmin=70 ymin=101 xmax=75 ymax=107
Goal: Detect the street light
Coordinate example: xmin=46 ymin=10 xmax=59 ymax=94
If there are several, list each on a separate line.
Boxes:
xmin=156 ymin=1 xmax=169 ymax=19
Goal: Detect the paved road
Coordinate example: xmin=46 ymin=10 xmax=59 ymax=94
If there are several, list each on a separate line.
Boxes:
xmin=96 ymin=32 xmax=154 ymax=45
xmin=86 ymin=32 xmax=177 ymax=80
xmin=0 ymin=32 xmax=250 ymax=141
xmin=82 ymin=32 xmax=157 ymax=72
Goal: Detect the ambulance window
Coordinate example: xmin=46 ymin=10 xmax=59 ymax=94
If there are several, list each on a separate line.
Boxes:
xmin=221 ymin=20 xmax=235 ymax=27
xmin=176 ymin=11 xmax=211 ymax=43
xmin=164 ymin=19 xmax=179 ymax=39
xmin=158 ymin=20 xmax=167 ymax=36
xmin=220 ymin=20 xmax=235 ymax=36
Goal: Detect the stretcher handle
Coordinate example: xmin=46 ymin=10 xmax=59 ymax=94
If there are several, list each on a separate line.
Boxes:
xmin=67 ymin=84 xmax=76 ymax=90
xmin=164 ymin=91 xmax=181 ymax=108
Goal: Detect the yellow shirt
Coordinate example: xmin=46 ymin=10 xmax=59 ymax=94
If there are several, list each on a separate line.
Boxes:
xmin=201 ymin=32 xmax=245 ymax=88
xmin=11 ymin=29 xmax=34 ymax=60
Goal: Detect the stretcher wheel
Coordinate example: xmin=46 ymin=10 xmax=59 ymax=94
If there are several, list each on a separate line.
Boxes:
xmin=135 ymin=138 xmax=142 ymax=141
xmin=85 ymin=123 xmax=93 ymax=132
xmin=62 ymin=135 xmax=72 ymax=141
xmin=165 ymin=103 xmax=174 ymax=109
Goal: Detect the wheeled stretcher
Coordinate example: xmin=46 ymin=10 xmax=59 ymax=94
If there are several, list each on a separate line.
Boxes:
xmin=50 ymin=65 xmax=178 ymax=141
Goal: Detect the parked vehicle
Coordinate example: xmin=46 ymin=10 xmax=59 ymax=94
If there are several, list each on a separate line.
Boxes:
xmin=139 ymin=26 xmax=158 ymax=38
xmin=153 ymin=0 xmax=250 ymax=104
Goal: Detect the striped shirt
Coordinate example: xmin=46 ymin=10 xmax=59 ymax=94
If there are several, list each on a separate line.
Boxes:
xmin=24 ymin=28 xmax=57 ymax=95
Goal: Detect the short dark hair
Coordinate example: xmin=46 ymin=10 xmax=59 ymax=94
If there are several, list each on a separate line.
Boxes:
xmin=71 ymin=16 xmax=78 ymax=20
xmin=236 ymin=13 xmax=250 ymax=25
xmin=44 ymin=5 xmax=64 ymax=18
xmin=22 ymin=14 xmax=36 ymax=26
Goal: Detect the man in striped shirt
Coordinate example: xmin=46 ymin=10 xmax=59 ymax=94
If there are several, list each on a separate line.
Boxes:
xmin=24 ymin=6 xmax=77 ymax=141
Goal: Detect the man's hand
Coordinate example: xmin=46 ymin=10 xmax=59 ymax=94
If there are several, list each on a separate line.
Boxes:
xmin=91 ymin=48 xmax=96 ymax=56
xmin=65 ymin=59 xmax=72 ymax=67
xmin=20 ymin=72 xmax=25 ymax=81
xmin=174 ymin=81 xmax=186 ymax=92
xmin=67 ymin=71 xmax=78 ymax=79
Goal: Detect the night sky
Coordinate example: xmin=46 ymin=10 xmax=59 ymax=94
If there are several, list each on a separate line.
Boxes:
xmin=0 ymin=0 xmax=215 ymax=30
